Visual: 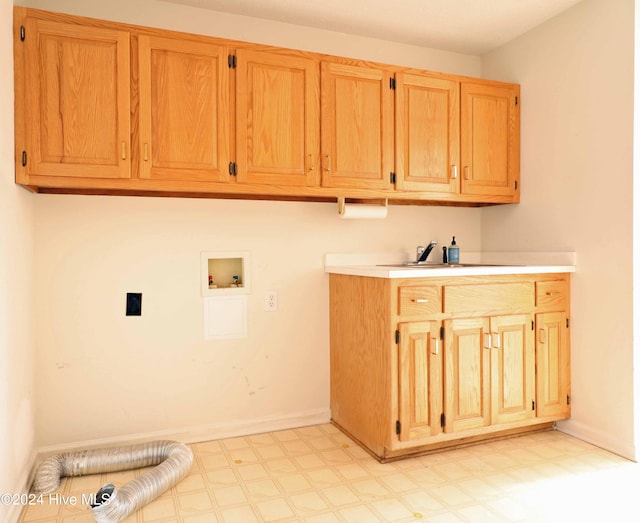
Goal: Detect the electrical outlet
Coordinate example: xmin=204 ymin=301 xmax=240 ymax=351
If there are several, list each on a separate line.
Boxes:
xmin=265 ymin=291 xmax=278 ymax=312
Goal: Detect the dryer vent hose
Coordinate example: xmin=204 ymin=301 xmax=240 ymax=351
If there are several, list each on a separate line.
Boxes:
xmin=32 ymin=440 xmax=193 ymax=523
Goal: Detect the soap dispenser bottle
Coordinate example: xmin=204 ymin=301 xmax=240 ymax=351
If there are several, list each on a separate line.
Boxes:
xmin=448 ymin=236 xmax=460 ymax=264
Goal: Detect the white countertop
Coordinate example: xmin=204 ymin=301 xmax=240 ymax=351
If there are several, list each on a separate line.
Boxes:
xmin=324 ymin=252 xmax=576 ymax=279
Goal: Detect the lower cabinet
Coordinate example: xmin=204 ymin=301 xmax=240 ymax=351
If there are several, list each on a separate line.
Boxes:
xmin=329 ymin=272 xmax=571 ymax=461
xmin=443 ymin=314 xmax=535 ymax=434
xmin=397 ymin=320 xmax=443 ymax=441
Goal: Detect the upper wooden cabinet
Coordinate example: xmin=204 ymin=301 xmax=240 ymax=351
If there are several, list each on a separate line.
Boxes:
xmin=395 ymin=73 xmax=460 ymax=194
xmin=138 ymin=35 xmax=231 ymax=183
xmin=235 ymin=49 xmax=320 ymax=186
xmin=14 ymin=8 xmax=520 ymax=205
xmin=461 ymin=82 xmax=520 ymax=198
xmin=20 ymin=18 xmax=131 ymax=180
xmin=320 ymin=62 xmax=394 ymax=191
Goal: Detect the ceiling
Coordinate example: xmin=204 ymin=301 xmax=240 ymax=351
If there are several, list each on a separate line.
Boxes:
xmin=161 ymin=0 xmax=583 ymax=55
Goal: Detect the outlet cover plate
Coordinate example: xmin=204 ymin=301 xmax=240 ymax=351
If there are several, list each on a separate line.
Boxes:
xmin=126 ymin=293 xmax=142 ymax=316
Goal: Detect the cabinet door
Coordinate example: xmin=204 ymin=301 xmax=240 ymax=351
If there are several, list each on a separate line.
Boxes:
xmin=490 ymin=314 xmax=536 ymax=425
xmin=395 ymin=73 xmax=460 ymax=193
xmin=444 ymin=317 xmax=491 ymax=433
xmin=398 ymin=321 xmax=442 ymax=441
xmin=460 ymin=83 xmax=519 ymax=197
xmin=236 ymin=49 xmax=320 ymax=186
xmin=138 ymin=35 xmax=230 ymax=182
xmin=24 ymin=19 xmax=130 ymax=179
xmin=320 ymin=62 xmax=394 ymax=190
xmin=536 ymin=312 xmax=571 ymax=418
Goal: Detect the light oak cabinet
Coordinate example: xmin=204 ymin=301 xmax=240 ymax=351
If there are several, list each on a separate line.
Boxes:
xmin=395 ymin=73 xmax=520 ymax=200
xmin=236 ymin=49 xmax=320 ymax=187
xmin=329 ymin=272 xmax=570 ymax=461
xmin=461 ymin=82 xmax=520 ymax=198
xmin=14 ymin=7 xmax=520 ymax=205
xmin=138 ymin=35 xmax=231 ymax=183
xmin=397 ymin=320 xmax=443 ymax=441
xmin=320 ymin=62 xmax=394 ymax=191
xmin=444 ymin=314 xmax=535 ymax=434
xmin=535 ymin=279 xmax=571 ymax=419
xmin=395 ymin=73 xmax=460 ymax=194
xmin=18 ymin=17 xmax=131 ymax=181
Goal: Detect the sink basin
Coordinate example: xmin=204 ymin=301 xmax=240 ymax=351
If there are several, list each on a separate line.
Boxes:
xmin=377 ymin=263 xmax=506 ymax=268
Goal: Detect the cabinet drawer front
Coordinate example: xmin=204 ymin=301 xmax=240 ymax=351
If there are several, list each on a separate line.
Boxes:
xmin=399 ymin=286 xmax=441 ymax=316
xmin=444 ymin=282 xmax=534 ymax=314
xmin=536 ymin=280 xmax=568 ymax=308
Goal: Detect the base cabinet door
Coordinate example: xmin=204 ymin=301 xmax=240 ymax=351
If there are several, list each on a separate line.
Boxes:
xmin=490 ymin=314 xmax=536 ymax=425
xmin=444 ymin=314 xmax=535 ymax=434
xmin=23 ymin=18 xmax=131 ymax=179
xmin=536 ymin=312 xmax=571 ymax=418
xmin=397 ymin=321 xmax=443 ymax=441
xmin=444 ymin=317 xmax=491 ymax=433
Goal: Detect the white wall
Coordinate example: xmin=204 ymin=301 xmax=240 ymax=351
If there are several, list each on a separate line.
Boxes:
xmin=481 ymin=0 xmax=636 ymax=458
xmin=15 ymin=0 xmax=486 ymax=448
xmin=0 ymin=0 xmax=35 ymax=519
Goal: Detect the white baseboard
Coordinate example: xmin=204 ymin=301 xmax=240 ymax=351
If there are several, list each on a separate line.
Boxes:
xmin=557 ymin=419 xmax=637 ymax=461
xmin=36 ymin=408 xmax=331 ymax=459
xmin=5 ymin=449 xmax=38 ymax=523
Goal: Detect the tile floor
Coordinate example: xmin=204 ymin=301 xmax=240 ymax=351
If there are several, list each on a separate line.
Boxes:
xmin=19 ymin=423 xmax=640 ymax=522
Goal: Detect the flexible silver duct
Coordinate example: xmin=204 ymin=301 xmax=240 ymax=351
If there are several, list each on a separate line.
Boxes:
xmin=32 ymin=440 xmax=193 ymax=523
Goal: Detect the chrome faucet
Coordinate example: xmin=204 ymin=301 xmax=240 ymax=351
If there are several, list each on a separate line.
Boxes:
xmin=416 ymin=241 xmax=438 ymax=264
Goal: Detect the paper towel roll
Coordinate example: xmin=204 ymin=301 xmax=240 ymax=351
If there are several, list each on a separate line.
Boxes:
xmin=339 ymin=202 xmax=388 ymax=219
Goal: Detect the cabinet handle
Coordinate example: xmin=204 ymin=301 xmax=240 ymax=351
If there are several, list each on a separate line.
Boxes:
xmin=484 ymin=333 xmax=492 ymax=349
xmin=539 ymin=328 xmax=546 ymax=344
xmin=413 ymin=298 xmax=429 ymax=303
xmin=324 ymin=155 xmax=332 ymax=172
xmin=309 ymin=153 xmax=314 ymax=171
xmin=545 ymin=291 xmax=560 ymax=296
xmin=121 ymin=141 xmax=127 ymax=160
xmin=432 ymin=337 xmax=439 ymax=355
xmin=451 ymin=165 xmax=458 ymax=179
xmin=464 ymin=166 xmax=470 ymax=180
xmin=492 ymin=333 xmax=501 ymax=349
xmin=143 ymin=143 xmax=149 ymax=162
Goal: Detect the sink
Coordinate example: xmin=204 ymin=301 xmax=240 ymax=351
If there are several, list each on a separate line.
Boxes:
xmin=376 ymin=263 xmax=507 ymax=268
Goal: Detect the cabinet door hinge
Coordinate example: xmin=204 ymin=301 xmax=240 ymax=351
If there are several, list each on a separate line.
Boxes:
xmin=531 ymin=320 xmax=534 ymax=331
xmin=228 ymin=54 xmax=237 ymax=68
xmin=532 ymin=400 xmax=535 ymax=411
xmin=390 ymin=172 xmax=396 ymax=184
xmin=228 ymin=162 xmax=237 ymax=175
xmin=395 ymin=420 xmax=401 ymax=435
xmin=515 ymin=95 xmax=519 ymax=106
xmin=20 ymin=25 xmax=25 ymax=41
xmin=21 ymin=151 xmax=27 ymax=167
xmin=390 ymin=77 xmax=396 ymax=90
xmin=440 ymin=413 xmax=445 ymax=428
xmin=395 ymin=330 xmax=400 ymax=344
xmin=515 ymin=180 xmax=518 ymax=190
xmin=567 ymin=394 xmax=571 ymax=405
xmin=440 ymin=326 xmax=444 ymax=339
xmin=566 ymin=318 xmax=570 ymax=328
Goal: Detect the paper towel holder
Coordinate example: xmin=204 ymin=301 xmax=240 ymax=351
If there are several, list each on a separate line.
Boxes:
xmin=337 ymin=197 xmax=388 ymax=216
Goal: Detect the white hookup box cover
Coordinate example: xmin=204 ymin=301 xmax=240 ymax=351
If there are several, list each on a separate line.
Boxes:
xmin=204 ymin=295 xmax=248 ymax=340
